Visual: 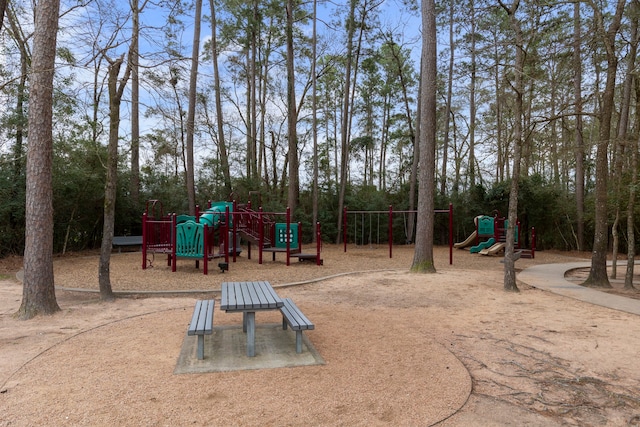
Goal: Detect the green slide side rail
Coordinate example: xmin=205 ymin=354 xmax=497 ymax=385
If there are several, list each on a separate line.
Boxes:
xmin=470 ymin=237 xmax=495 ymax=254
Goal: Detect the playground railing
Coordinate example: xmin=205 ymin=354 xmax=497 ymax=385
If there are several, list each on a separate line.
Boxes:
xmin=231 ymin=205 xmax=307 ymax=266
xmin=234 ymin=205 xmax=276 ymax=246
xmin=142 ymin=212 xmax=173 ymax=269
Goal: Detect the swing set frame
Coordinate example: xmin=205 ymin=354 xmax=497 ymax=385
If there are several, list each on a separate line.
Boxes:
xmin=342 ymin=203 xmax=454 ymax=265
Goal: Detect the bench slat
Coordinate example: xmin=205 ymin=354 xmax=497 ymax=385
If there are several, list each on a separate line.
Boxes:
xmin=281 ymin=298 xmax=314 ymax=330
xmin=243 ymin=282 xmax=260 ymax=309
xmin=188 ymin=301 xmax=204 ymax=335
xmin=188 ymin=300 xmax=215 ymax=335
xmin=195 ymin=302 xmax=208 ymax=333
xmin=261 ymin=281 xmax=282 ymax=308
xmin=204 ymin=300 xmax=214 ymax=334
xmin=187 ymin=299 xmax=215 ymax=360
xmin=253 ymin=281 xmax=269 ymax=308
xmin=280 ymin=298 xmax=314 ymax=354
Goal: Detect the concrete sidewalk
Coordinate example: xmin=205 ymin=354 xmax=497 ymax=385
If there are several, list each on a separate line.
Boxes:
xmin=518 ymin=262 xmax=640 ymax=316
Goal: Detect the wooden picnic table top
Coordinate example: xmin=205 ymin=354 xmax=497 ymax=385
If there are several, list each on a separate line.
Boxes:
xmin=220 ymin=281 xmax=284 ymax=312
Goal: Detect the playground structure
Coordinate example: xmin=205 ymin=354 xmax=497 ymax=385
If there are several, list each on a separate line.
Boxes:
xmin=141 ymin=199 xmax=322 ymax=275
xmin=232 ymin=200 xmax=322 ymax=266
xmin=454 ymin=213 xmax=535 ymax=259
xmin=342 ymin=204 xmax=454 ymax=265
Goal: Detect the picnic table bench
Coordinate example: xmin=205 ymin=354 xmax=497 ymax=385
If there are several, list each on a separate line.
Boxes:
xmin=188 ymin=299 xmax=215 ymax=360
xmin=280 ymin=298 xmax=315 ymax=353
xmin=112 ymin=235 xmax=143 ymax=252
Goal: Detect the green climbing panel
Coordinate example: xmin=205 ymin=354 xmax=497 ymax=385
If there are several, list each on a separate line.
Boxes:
xmin=274 ymin=223 xmax=299 ymax=249
xmin=477 ymin=216 xmax=494 ymax=236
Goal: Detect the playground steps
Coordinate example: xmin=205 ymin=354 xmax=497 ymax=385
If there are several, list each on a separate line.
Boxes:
xmin=500 ymin=249 xmax=534 ymax=263
xmin=290 ymin=253 xmax=323 ymax=265
xmin=517 ymin=249 xmax=534 ymax=259
xmin=262 ymin=247 xmax=299 ymax=252
xmin=238 ymin=229 xmax=274 ymax=249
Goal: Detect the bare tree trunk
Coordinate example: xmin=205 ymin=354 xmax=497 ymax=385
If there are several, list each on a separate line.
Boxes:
xmin=130 ymin=0 xmax=141 ymax=207
xmin=98 ymin=61 xmax=121 ymax=301
xmin=312 ymin=0 xmax=318 ymax=240
xmin=286 ymin=0 xmax=299 ymax=214
xmin=18 ymin=0 xmax=61 ymax=319
xmin=256 ymin=17 xmax=271 ymax=188
xmin=573 ymin=1 xmax=585 ymax=252
xmin=611 ymin=0 xmax=638 ymax=279
xmin=99 ymin=56 xmax=130 ymax=301
xmin=468 ymin=0 xmax=477 ymax=188
xmin=5 ymin=8 xmax=29 ymax=241
xmin=408 ymin=81 xmax=420 ymax=243
xmin=0 ymin=0 xmax=7 ymax=33
xmin=498 ymin=0 xmax=525 ymax=292
xmin=440 ymin=0 xmax=455 ymax=196
xmin=209 ymin=0 xmax=231 ymax=195
xmin=411 ymin=0 xmax=436 ymax=273
xmin=170 ymin=73 xmax=187 ymax=182
xmin=336 ymin=0 xmax=357 ymax=244
xmin=625 ymin=0 xmax=640 ymax=290
xmin=185 ymin=0 xmax=202 ymax=215
xmin=490 ymin=26 xmax=505 ymax=184
xmin=626 ymin=78 xmax=639 ymax=289
xmin=250 ymin=1 xmax=258 ymax=182
xmin=241 ymin=47 xmax=253 ymax=181
xmin=584 ymin=0 xmax=625 ymax=288
xmin=549 ymin=70 xmax=560 ymax=185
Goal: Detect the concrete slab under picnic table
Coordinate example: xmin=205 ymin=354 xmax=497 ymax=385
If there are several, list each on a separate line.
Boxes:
xmin=174 ymin=323 xmax=324 ymax=374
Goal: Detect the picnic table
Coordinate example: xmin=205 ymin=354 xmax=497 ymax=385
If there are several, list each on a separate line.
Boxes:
xmin=220 ymin=281 xmax=284 ymax=357
xmin=112 ymin=235 xmax=143 ymax=252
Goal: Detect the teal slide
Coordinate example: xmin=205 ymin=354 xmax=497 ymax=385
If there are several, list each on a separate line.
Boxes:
xmin=470 ymin=237 xmax=495 ymax=254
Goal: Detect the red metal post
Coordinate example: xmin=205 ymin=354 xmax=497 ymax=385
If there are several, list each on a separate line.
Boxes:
xmin=226 ymin=205 xmax=231 ymax=264
xmin=286 ymin=207 xmax=291 ymax=266
xmin=203 ymin=223 xmax=208 ymax=275
xmin=388 ymin=205 xmax=393 ymax=258
xmin=142 ymin=212 xmax=147 ymax=269
xmin=171 ymin=214 xmax=177 ymax=272
xmin=234 ymin=200 xmax=247 ymax=261
xmin=316 ymin=222 xmax=322 ymax=266
xmin=258 ymin=207 xmax=264 ymax=264
xmin=343 ymin=207 xmax=348 ymax=252
xmin=449 ymin=203 xmax=453 ymax=265
xmin=166 ymin=215 xmax=172 ymax=267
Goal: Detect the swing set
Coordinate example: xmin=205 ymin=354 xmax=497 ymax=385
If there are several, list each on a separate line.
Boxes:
xmin=342 ymin=203 xmax=454 ymax=265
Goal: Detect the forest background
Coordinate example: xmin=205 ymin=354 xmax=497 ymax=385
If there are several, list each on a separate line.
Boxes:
xmin=0 ymin=0 xmax=636 ymax=262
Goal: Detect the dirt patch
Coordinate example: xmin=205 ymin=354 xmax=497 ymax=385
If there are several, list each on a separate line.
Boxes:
xmin=2 ymin=246 xmax=640 ymax=426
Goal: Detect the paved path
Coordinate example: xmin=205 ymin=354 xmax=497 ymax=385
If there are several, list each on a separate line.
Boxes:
xmin=518 ymin=261 xmax=640 ymax=316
